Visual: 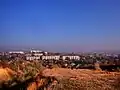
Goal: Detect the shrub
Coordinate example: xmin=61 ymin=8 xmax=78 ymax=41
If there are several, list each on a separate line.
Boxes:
xmin=94 ymin=62 xmax=101 ymax=71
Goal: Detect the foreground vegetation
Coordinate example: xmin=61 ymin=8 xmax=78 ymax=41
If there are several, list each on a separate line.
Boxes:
xmin=43 ymin=68 xmax=120 ymax=90
xmin=0 ymin=60 xmax=120 ymax=90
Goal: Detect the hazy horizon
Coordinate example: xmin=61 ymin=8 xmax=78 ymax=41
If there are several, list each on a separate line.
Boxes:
xmin=1 ymin=0 xmax=120 ymax=52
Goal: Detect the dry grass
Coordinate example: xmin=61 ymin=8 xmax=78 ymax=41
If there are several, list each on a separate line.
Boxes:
xmin=0 ymin=60 xmax=120 ymax=90
xmin=0 ymin=60 xmax=45 ymax=89
xmin=27 ymin=82 xmax=37 ymax=90
xmin=42 ymin=68 xmax=120 ymax=90
xmin=0 ymin=68 xmax=16 ymax=83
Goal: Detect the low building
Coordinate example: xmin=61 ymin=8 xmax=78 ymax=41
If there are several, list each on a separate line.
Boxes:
xmin=62 ymin=56 xmax=80 ymax=60
xmin=42 ymin=56 xmax=60 ymax=60
xmin=9 ymin=51 xmax=24 ymax=54
xmin=26 ymin=56 xmax=40 ymax=60
xmin=34 ymin=53 xmax=43 ymax=56
xmin=30 ymin=50 xmax=42 ymax=53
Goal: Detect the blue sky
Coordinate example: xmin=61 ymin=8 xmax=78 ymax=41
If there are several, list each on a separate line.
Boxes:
xmin=0 ymin=0 xmax=120 ymax=52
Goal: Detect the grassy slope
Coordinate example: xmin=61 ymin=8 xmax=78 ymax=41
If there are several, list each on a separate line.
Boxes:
xmin=42 ymin=68 xmax=120 ymax=90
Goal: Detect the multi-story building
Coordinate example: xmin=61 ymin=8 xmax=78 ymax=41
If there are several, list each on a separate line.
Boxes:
xmin=62 ymin=56 xmax=80 ymax=60
xmin=42 ymin=56 xmax=60 ymax=60
xmin=30 ymin=50 xmax=42 ymax=53
xmin=26 ymin=56 xmax=40 ymax=60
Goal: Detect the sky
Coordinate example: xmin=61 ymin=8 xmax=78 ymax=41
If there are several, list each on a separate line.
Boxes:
xmin=0 ymin=0 xmax=120 ymax=52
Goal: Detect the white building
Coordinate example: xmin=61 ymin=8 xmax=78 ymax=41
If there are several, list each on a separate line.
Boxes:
xmin=26 ymin=56 xmax=40 ymax=61
xmin=44 ymin=52 xmax=48 ymax=55
xmin=30 ymin=50 xmax=42 ymax=53
xmin=9 ymin=51 xmax=24 ymax=54
xmin=42 ymin=56 xmax=60 ymax=60
xmin=34 ymin=53 xmax=43 ymax=56
xmin=62 ymin=56 xmax=80 ymax=60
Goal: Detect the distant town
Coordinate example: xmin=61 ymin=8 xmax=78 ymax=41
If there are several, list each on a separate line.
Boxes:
xmin=0 ymin=50 xmax=120 ymax=71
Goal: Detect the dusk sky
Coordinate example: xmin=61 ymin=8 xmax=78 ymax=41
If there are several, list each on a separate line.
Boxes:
xmin=0 ymin=0 xmax=120 ymax=52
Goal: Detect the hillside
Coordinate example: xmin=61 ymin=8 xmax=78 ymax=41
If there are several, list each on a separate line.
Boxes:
xmin=42 ymin=68 xmax=120 ymax=90
xmin=0 ymin=60 xmax=120 ymax=90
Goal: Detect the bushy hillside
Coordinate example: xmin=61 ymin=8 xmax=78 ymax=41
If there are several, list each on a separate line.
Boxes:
xmin=0 ymin=60 xmax=120 ymax=90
